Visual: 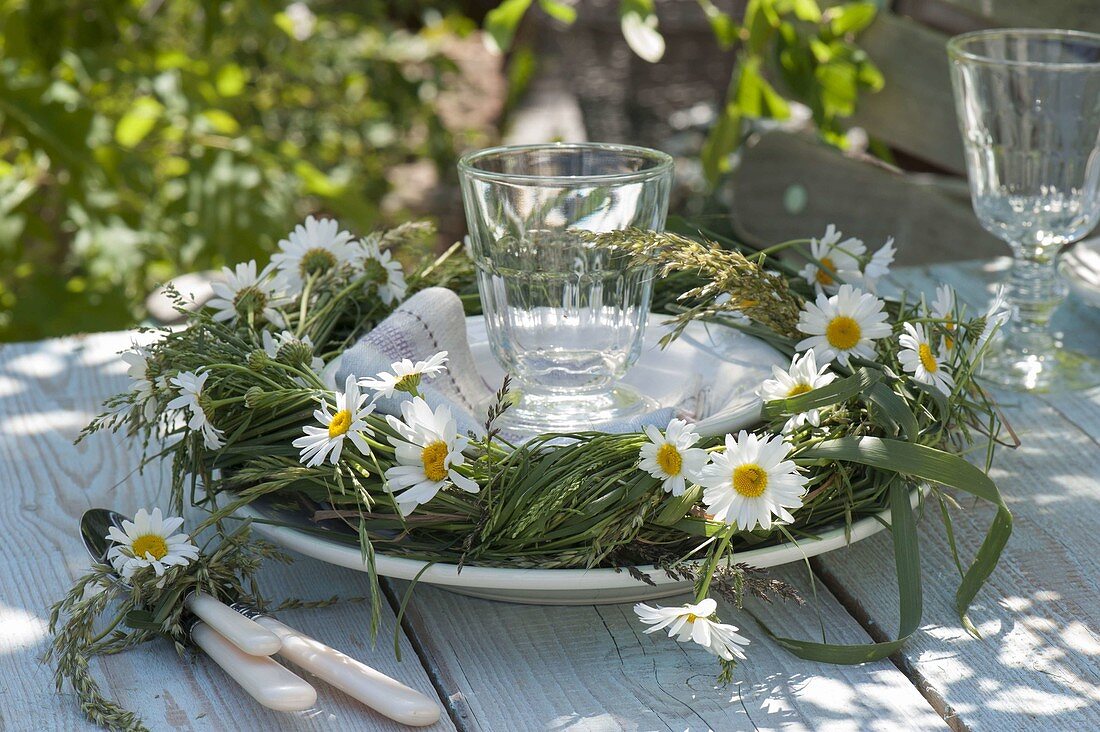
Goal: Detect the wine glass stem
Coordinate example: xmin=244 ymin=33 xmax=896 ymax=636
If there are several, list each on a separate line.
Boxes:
xmin=1005 ymin=245 xmax=1066 ymax=352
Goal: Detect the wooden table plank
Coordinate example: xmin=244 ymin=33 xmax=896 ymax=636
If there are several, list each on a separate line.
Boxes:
xmin=0 ymin=332 xmax=454 ymax=731
xmin=395 ymin=569 xmax=949 ymax=731
xmin=813 ymin=260 xmax=1100 ymax=732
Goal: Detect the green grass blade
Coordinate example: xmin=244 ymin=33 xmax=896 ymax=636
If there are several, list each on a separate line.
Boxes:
xmin=798 ymin=436 xmax=1012 ymax=635
xmin=760 ymin=367 xmax=879 ymax=420
xmin=749 ymin=480 xmax=921 ymax=663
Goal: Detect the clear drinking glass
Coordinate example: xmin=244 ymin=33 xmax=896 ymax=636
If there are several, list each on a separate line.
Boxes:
xmin=948 ymin=29 xmax=1100 ymax=391
xmin=458 ymin=142 xmax=674 ymax=434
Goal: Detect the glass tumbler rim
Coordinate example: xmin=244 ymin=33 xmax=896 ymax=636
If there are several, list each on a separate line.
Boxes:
xmin=457 ymin=142 xmax=674 ymax=186
xmin=947 ymin=28 xmax=1100 ymax=70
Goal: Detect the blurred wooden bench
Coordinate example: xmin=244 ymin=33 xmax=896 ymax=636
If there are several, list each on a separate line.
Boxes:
xmin=513 ymin=0 xmax=1099 ymax=264
xmin=729 ymin=0 xmax=1100 ymax=263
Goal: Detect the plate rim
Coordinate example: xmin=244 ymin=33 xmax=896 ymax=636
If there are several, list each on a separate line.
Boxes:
xmin=238 ymin=486 xmax=921 ymax=592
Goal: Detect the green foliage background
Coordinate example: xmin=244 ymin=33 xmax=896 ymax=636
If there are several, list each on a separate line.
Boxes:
xmin=0 ymin=0 xmax=476 ymax=341
xmin=0 ymin=0 xmax=881 ymax=343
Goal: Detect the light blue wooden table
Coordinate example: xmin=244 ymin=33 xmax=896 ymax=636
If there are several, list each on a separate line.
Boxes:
xmin=0 ymin=259 xmax=1097 ymax=731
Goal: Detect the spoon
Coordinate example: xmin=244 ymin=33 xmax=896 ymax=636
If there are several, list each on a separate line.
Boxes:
xmin=80 ymin=508 xmax=317 ymax=712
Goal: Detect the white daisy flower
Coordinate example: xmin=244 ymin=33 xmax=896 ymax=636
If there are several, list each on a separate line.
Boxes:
xmin=698 ymin=430 xmax=808 ymax=532
xmin=384 ymin=397 xmax=479 ymax=516
xmin=899 ymin=323 xmax=955 ymax=396
xmin=633 ymin=598 xmax=749 ymax=662
xmin=931 ymin=284 xmax=959 ymax=351
xmin=262 ymin=329 xmax=324 ymax=373
xmin=106 ymin=508 xmax=199 ymax=579
xmin=359 ymin=352 xmax=449 ymax=398
xmin=796 ymin=284 xmax=892 ymax=367
xmin=206 ymin=260 xmax=290 ymax=328
xmin=166 ymin=370 xmax=225 ymax=449
xmin=800 ymin=224 xmax=865 ymax=295
xmin=638 ymin=418 xmax=709 ymax=496
xmin=974 ymin=285 xmax=1011 ymax=355
xmin=122 ymin=346 xmax=159 ymax=421
xmin=292 ymin=375 xmax=375 ymax=467
xmin=756 ymin=349 xmax=837 ymax=433
xmin=862 ymin=237 xmax=896 ymax=292
xmin=931 ymin=284 xmax=954 ymax=321
xmin=355 ymin=237 xmax=408 ymax=306
xmin=270 ymin=215 xmax=355 ymax=291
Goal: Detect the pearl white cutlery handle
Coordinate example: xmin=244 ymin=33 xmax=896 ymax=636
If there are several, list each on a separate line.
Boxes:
xmin=184 ymin=592 xmax=282 ymax=656
xmin=254 ymin=616 xmax=441 ymax=727
xmin=191 ymin=623 xmax=317 ymax=712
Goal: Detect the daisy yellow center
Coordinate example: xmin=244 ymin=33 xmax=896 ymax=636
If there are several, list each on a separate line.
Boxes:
xmin=362 ymin=257 xmax=388 ymax=284
xmin=300 ymin=248 xmax=337 ymax=277
xmin=787 ymin=382 xmax=812 ymax=397
xmin=816 ymin=257 xmax=836 ymax=286
xmin=825 ymin=315 xmax=861 ymax=351
xmin=394 ymin=373 xmax=421 ymax=394
xmin=421 ymin=440 xmax=449 ymax=482
xmin=918 ymin=343 xmax=939 ymax=373
xmin=656 ymin=443 xmax=683 ymax=476
xmin=328 ymin=409 xmax=352 ymax=438
xmin=733 ymin=464 xmax=769 ymax=498
xmin=945 ymin=320 xmax=956 ymax=350
xmin=233 ymin=286 xmax=268 ymax=315
xmin=685 ymin=613 xmax=699 ymax=623
xmin=132 ymin=534 xmax=168 ymax=561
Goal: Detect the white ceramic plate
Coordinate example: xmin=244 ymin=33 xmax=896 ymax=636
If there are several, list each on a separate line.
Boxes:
xmin=464 ymin=312 xmax=789 ymax=436
xmin=240 ymin=495 xmax=913 ymax=605
xmin=238 ymin=315 xmax=904 ymax=605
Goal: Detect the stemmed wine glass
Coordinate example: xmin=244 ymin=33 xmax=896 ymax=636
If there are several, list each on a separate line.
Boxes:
xmin=948 ymin=29 xmax=1100 ymax=391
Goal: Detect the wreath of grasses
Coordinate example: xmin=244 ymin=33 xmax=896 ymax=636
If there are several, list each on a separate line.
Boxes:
xmin=81 ymin=218 xmax=1013 ymax=682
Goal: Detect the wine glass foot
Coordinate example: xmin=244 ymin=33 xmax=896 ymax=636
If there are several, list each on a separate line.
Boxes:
xmin=484 ymin=385 xmax=660 ymax=438
xmin=980 ymin=344 xmax=1100 ymax=392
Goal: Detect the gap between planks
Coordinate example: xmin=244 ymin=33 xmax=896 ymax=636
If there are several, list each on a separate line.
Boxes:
xmin=810 ymin=556 xmax=971 ymax=732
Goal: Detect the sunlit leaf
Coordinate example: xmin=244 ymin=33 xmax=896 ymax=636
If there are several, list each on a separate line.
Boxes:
xmin=215 ymin=63 xmax=247 ymax=97
xmin=829 ymin=2 xmax=877 ymax=36
xmin=484 ymin=0 xmax=534 ymax=54
xmin=816 ymin=61 xmax=858 ymax=117
xmin=697 ymin=0 xmax=737 ymax=49
xmin=115 ymin=97 xmax=164 ymax=148
xmin=791 ymin=0 xmax=822 ymax=23
xmin=199 ymin=109 xmax=240 ymax=135
xmin=620 ymin=0 xmax=664 ymax=63
xmin=538 ymin=0 xmax=577 ymax=24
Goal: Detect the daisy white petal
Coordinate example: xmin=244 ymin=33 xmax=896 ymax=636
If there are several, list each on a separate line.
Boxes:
xmin=270 ymin=216 xmax=355 ymax=292
xmin=756 ymin=349 xmax=837 ymax=433
xmin=634 ymin=598 xmax=749 ymax=661
xmin=105 ymin=508 xmax=199 ymax=580
xmin=898 ymin=322 xmax=955 ymax=396
xmin=637 ymin=418 xmax=708 ymax=496
xmin=383 ymin=396 xmax=478 ymax=516
xmin=698 ymin=430 xmax=807 ymax=531
xmin=121 ymin=346 xmax=160 ymax=421
xmin=168 ymin=370 xmax=224 ymax=449
xmin=359 ymin=351 xmax=449 ymax=398
xmin=800 ymin=224 xmax=866 ymax=295
xmin=355 ymin=237 xmax=408 ymax=306
xmin=796 ymin=284 xmax=891 ymax=367
xmin=292 ymin=374 xmax=375 ymax=467
xmin=862 ymin=237 xmax=896 ymax=291
xmin=973 ymin=285 xmax=1011 ymax=357
xmin=206 ymin=260 xmax=290 ymax=327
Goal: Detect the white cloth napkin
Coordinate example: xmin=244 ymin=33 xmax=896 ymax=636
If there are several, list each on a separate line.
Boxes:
xmin=336 ymin=287 xmax=674 ymax=440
